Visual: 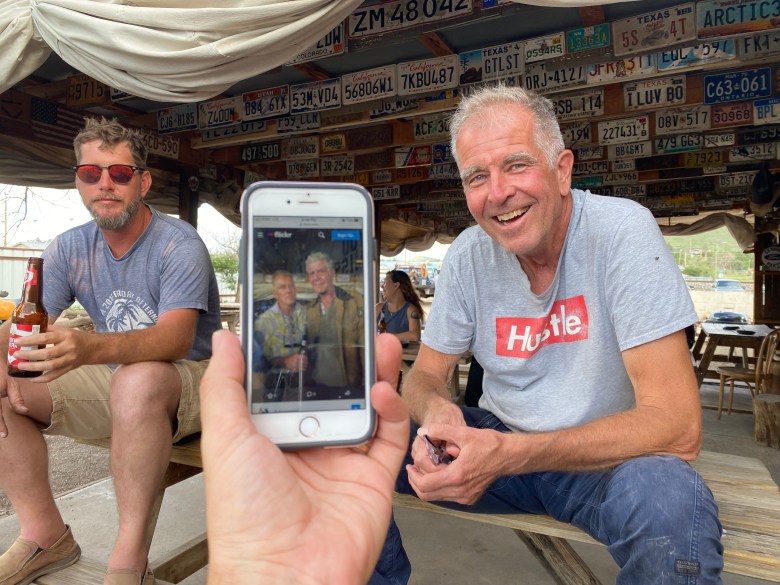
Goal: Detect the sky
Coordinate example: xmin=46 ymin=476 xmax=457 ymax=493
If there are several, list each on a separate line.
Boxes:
xmin=0 ymin=183 xmax=240 ymax=251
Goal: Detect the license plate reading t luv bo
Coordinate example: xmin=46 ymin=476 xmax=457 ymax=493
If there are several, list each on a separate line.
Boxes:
xmin=598 ymin=116 xmax=649 ymax=145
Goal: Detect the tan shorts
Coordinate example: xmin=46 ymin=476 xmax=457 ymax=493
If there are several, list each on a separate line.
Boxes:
xmin=44 ymin=360 xmax=208 ymax=443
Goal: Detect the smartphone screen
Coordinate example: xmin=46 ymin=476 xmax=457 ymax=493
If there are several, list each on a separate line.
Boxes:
xmin=241 ymin=182 xmax=375 ymax=447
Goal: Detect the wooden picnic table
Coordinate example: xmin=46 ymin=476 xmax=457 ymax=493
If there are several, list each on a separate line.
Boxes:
xmin=400 ymin=341 xmax=470 ymax=403
xmin=692 ymin=322 xmax=775 ymax=383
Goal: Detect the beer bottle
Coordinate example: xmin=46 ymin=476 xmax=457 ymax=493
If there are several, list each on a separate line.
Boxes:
xmin=7 ymin=258 xmax=48 ymax=378
xmin=377 ymin=313 xmax=387 ymax=334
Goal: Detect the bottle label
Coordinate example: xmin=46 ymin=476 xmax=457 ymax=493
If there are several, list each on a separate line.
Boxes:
xmin=7 ymin=323 xmax=41 ymax=368
xmin=24 ymin=267 xmax=38 ymax=286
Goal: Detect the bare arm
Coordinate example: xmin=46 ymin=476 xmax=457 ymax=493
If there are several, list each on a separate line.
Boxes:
xmin=392 ymin=306 xmax=422 ymax=343
xmin=12 ymin=308 xmax=200 ymax=382
xmin=408 ymin=330 xmax=702 ymax=504
xmin=402 ymin=344 xmax=465 ymax=426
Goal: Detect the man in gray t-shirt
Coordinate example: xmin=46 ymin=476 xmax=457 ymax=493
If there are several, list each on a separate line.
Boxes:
xmin=0 ymin=118 xmax=221 ymax=585
xmin=371 ymin=87 xmax=723 ymax=585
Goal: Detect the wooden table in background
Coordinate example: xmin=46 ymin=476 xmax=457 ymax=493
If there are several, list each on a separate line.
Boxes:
xmin=400 ymin=342 xmax=469 ymax=403
xmin=693 ymin=323 xmax=775 ymax=382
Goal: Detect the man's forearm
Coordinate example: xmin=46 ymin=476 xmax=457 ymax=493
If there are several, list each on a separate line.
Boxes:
xmin=401 ymin=367 xmax=455 ymax=424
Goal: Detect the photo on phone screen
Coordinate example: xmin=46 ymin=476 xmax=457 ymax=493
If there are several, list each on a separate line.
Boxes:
xmin=241 ymin=182 xmax=375 ymax=447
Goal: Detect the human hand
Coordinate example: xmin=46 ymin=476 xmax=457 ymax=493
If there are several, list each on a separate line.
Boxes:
xmin=11 ymin=325 xmax=89 ymax=382
xmin=282 ymin=352 xmax=308 ymax=371
xmin=200 ymin=331 xmax=408 ymax=585
xmin=0 ymin=375 xmax=28 ymax=437
xmin=407 ymin=423 xmax=508 ymax=505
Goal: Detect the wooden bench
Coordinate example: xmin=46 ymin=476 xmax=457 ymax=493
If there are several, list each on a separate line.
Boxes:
xmin=55 ymin=440 xmax=780 ymax=584
xmin=395 ymin=450 xmax=780 ymax=584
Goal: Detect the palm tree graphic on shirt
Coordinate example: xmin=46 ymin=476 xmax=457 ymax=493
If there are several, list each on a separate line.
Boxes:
xmin=105 ymin=297 xmax=155 ymax=332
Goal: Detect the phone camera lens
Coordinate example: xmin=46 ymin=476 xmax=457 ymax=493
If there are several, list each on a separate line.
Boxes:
xmin=286 ymin=199 xmax=291 ymax=204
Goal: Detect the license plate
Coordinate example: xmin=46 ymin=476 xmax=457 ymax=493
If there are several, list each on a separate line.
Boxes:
xmin=697 ymin=0 xmax=780 ymax=37
xmin=282 ymin=136 xmax=320 ymax=160
xmin=242 ymin=86 xmax=290 ymax=121
xmin=576 ymin=146 xmax=603 ymax=160
xmin=141 ymin=133 xmax=179 ymax=160
xmin=703 ymin=67 xmax=772 ymax=104
xmin=624 ymin=75 xmax=686 ymax=111
xmin=655 ymin=134 xmax=702 ymax=154
xmin=754 ymin=98 xmax=780 ymax=126
xmin=608 ymin=141 xmax=653 ymax=159
xmin=587 ymin=54 xmax=656 ymax=85
xmin=398 ymin=55 xmax=458 ymax=96
xmin=321 ymin=133 xmax=347 ymax=154
xmin=524 ymin=63 xmax=587 ymax=93
xmin=372 ymin=170 xmax=394 ymax=183
xmin=370 ymin=98 xmax=419 ymax=119
xmin=395 ymin=166 xmax=429 ymax=182
xmin=717 ymin=171 xmax=759 ymax=191
xmin=737 ymin=31 xmax=780 ymax=61
xmin=458 ymin=42 xmax=524 ymax=85
xmin=288 ymin=23 xmax=345 ymax=65
xmin=157 ymin=103 xmax=198 ymax=135
xmin=67 ymin=74 xmax=107 ymax=107
xmin=276 ymin=112 xmax=320 ymax=134
xmin=349 ymin=0 xmax=472 ymax=38
xmin=566 ymin=24 xmax=611 ymax=53
xmin=729 ymin=142 xmax=776 ymax=162
xmin=428 ymin=163 xmax=460 ymax=180
xmin=290 ymin=78 xmax=342 ymax=114
xmin=572 ymin=160 xmax=609 ymax=176
xmin=320 ymin=155 xmax=355 ymax=177
xmin=342 ymin=65 xmax=397 ymax=105
xmin=598 ymin=116 xmax=649 ymax=145
xmin=286 ymin=159 xmax=320 ymax=179
xmin=739 ymin=124 xmax=780 ymax=144
xmin=603 ymin=172 xmax=639 ymax=185
xmin=613 ymin=184 xmax=647 ymax=197
xmin=202 ymin=120 xmax=267 ymax=142
xmin=711 ymin=101 xmax=753 ymax=127
xmin=572 ymin=176 xmax=603 ymax=189
xmin=395 ymin=145 xmax=432 ymax=167
xmin=524 ymin=32 xmax=565 ymax=63
xmin=612 ymin=159 xmax=636 ymax=172
xmin=612 ymin=3 xmax=696 ymax=56
xmin=684 ymin=151 xmax=724 ymax=167
xmin=433 ymin=143 xmax=454 ymax=164
xmin=198 ymin=97 xmax=241 ymax=130
xmin=551 ymin=90 xmax=604 ymax=121
xmin=655 ymin=105 xmax=710 ymax=135
xmin=704 ymin=133 xmax=735 ymax=148
xmin=656 ymin=39 xmax=736 ymax=72
xmin=240 ymin=141 xmax=281 ymax=163
xmin=372 ymin=185 xmax=401 ymax=200
xmin=559 ymin=121 xmax=593 ymax=147
xmin=413 ymin=113 xmax=450 ymax=141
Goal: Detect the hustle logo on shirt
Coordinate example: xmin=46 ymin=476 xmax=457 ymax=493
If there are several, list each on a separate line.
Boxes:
xmin=496 ymin=295 xmax=588 ymax=358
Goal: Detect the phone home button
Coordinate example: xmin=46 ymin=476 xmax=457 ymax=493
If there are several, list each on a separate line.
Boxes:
xmin=299 ymin=416 xmax=320 ymax=438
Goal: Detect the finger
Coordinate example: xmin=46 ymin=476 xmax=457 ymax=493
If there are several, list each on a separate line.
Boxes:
xmin=5 ymin=380 xmax=28 ymax=414
xmin=0 ymin=402 xmax=8 ymax=438
xmin=375 ymin=332 xmax=402 ymax=389
xmin=200 ymin=330 xmax=253 ymax=437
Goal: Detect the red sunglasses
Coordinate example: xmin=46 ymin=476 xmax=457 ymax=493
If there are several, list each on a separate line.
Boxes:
xmin=72 ymin=164 xmax=144 ymax=185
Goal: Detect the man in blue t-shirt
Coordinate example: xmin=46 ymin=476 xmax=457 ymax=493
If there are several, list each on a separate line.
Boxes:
xmin=371 ymin=86 xmax=723 ymax=585
xmin=0 ymin=117 xmax=221 ymax=585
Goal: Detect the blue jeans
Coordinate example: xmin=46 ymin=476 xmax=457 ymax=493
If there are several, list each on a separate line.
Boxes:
xmin=369 ymin=407 xmax=724 ymax=585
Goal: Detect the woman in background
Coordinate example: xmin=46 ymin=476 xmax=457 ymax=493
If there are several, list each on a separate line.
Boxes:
xmin=375 ymin=270 xmax=424 ymax=343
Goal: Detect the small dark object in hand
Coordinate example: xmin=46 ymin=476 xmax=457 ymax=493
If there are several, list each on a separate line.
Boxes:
xmin=423 ymin=435 xmax=453 ymax=465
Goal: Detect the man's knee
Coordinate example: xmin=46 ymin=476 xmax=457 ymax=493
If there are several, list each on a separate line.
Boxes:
xmin=110 ymin=362 xmax=181 ymax=419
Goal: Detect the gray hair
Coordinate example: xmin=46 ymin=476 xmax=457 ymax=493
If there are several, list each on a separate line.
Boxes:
xmin=74 ymin=116 xmax=148 ymax=168
xmin=449 ymin=84 xmax=565 ymax=169
xmin=305 ymin=251 xmax=334 ymax=271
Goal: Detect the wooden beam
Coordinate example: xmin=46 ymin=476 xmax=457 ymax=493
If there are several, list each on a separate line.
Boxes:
xmin=292 ymin=62 xmax=332 ymax=82
xmin=420 ymin=31 xmax=455 ymax=57
xmin=578 ymin=5 xmax=605 ymax=26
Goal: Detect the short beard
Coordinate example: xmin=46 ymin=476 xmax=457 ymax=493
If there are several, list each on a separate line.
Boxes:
xmin=90 ymin=197 xmax=141 ymax=231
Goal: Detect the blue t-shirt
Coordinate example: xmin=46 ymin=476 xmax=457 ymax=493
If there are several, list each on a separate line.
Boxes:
xmin=423 ymin=190 xmax=697 ymax=432
xmin=42 ymin=206 xmax=221 ymax=361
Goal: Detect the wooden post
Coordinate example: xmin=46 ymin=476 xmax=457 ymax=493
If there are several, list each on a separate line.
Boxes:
xmin=753 ymin=394 xmax=780 ymax=448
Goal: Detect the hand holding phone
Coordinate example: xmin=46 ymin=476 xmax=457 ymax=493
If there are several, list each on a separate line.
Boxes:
xmin=241 ymin=182 xmax=376 ymax=449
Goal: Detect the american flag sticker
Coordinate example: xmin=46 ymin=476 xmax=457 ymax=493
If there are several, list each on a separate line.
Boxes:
xmin=30 ymin=99 xmax=84 ymax=149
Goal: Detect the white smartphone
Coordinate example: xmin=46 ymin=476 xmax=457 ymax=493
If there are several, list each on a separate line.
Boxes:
xmin=240 ymin=181 xmax=376 ymax=449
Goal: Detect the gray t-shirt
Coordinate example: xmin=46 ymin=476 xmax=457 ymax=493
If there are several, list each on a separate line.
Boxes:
xmin=423 ymin=189 xmax=696 ymax=433
xmin=42 ymin=206 xmax=221 ymax=361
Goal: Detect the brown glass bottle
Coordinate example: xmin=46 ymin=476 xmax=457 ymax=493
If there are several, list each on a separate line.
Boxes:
xmin=7 ymin=258 xmax=48 ymax=378
xmin=377 ymin=313 xmax=387 ymax=334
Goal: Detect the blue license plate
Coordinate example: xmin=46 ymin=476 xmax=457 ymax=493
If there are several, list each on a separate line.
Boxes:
xmin=704 ymin=67 xmax=772 ymax=104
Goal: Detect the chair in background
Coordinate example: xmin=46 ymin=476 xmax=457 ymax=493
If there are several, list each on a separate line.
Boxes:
xmin=715 ymin=330 xmax=779 ymax=419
